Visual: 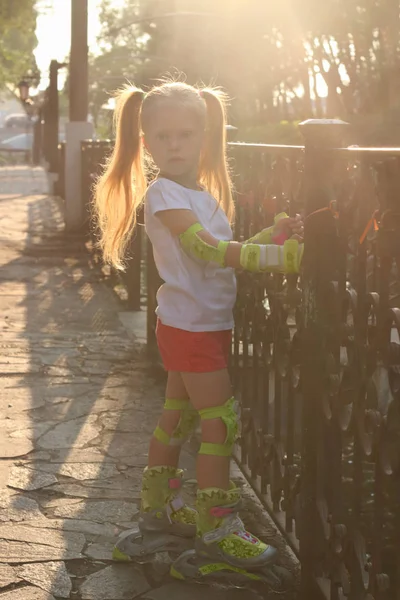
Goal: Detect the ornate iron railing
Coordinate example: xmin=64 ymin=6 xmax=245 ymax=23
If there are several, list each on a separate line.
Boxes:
xmin=80 ymin=140 xmax=143 ymax=311
xmin=78 ymin=124 xmax=400 ymax=599
xmin=230 ymin=127 xmax=400 ymax=600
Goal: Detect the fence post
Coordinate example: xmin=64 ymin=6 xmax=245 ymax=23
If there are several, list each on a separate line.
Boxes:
xmin=298 ymin=119 xmax=349 ymax=598
xmin=146 ymin=237 xmax=163 ymax=355
xmin=124 ymin=206 xmax=143 ymax=311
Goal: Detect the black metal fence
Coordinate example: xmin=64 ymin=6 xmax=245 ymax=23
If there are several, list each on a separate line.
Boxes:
xmin=73 ymin=123 xmax=400 ymax=599
xmin=229 ymin=126 xmax=400 ymax=600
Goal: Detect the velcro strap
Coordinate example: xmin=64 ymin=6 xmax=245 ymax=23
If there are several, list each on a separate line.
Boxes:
xmin=153 ymin=425 xmax=170 ymax=445
xmin=199 ymin=441 xmax=232 ymax=457
xmin=164 ymin=398 xmax=191 ymax=410
xmin=258 ymin=245 xmax=281 ymax=270
xmin=182 ymin=222 xmax=204 ymax=237
xmin=283 ymin=239 xmax=299 ymax=273
xmin=170 ymin=496 xmax=185 ymax=512
xmin=166 ymin=496 xmax=185 ymax=522
xmin=199 ymin=399 xmax=238 ymax=421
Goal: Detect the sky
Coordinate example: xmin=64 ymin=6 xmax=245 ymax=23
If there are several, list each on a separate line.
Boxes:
xmin=34 ymin=0 xmax=125 ymax=89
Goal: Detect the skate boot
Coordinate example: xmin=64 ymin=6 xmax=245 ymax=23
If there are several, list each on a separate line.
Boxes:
xmin=113 ymin=466 xmax=197 ymax=562
xmin=171 ymin=485 xmax=292 ymax=590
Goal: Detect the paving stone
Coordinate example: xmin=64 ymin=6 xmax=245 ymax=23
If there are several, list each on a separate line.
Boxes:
xmin=0 ymin=524 xmax=85 ymax=563
xmin=52 ymin=482 xmax=138 ymax=501
xmin=0 ymin=386 xmax=45 ymax=412
xmin=45 ymin=366 xmax=77 ymax=377
xmin=84 ymin=541 xmax=115 ymax=560
xmin=8 ymin=466 xmax=57 ymax=491
xmin=80 ymin=564 xmax=150 ymax=599
xmin=33 ymin=397 xmax=123 ymax=422
xmin=49 ymin=498 xmax=139 ymax=523
xmin=0 ymin=359 xmax=39 ymax=374
xmin=49 ymin=448 xmax=116 ymax=463
xmin=40 ymin=383 xmax=93 ymax=401
xmin=0 ymin=564 xmax=19 ymax=588
xmin=16 ymin=561 xmax=72 ymax=598
xmin=19 ymin=451 xmax=51 ymax=462
xmin=0 ymin=419 xmax=29 ymax=433
xmin=79 ymin=476 xmax=141 ymax=492
xmin=141 ymin=582 xmax=265 ymax=600
xmin=99 ymin=410 xmax=157 ymax=433
xmin=0 ymin=428 xmax=34 ymax=458
xmin=0 ymin=489 xmax=43 ymax=522
xmin=23 ymin=518 xmax=118 ymax=538
xmin=43 ymin=497 xmax=82 ymax=509
xmin=0 ymin=587 xmax=56 ymax=600
xmin=9 ymin=422 xmax=57 ymax=441
xmin=28 ymin=462 xmax=119 ymax=481
xmin=99 ymin=434 xmax=149 ymax=465
xmin=37 ymin=415 xmax=100 ymax=449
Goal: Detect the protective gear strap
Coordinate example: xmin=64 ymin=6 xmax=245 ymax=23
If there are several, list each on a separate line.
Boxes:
xmin=153 ymin=398 xmax=198 ymax=447
xmin=164 ymin=398 xmax=190 ymax=411
xmin=153 ymin=425 xmax=171 ymax=445
xmin=179 ymin=223 xmax=229 ymax=267
xmin=198 ymin=397 xmax=238 ymax=457
xmin=239 ymin=239 xmax=303 ymax=273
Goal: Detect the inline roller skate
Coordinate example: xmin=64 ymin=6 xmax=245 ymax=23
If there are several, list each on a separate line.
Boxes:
xmin=113 ymin=466 xmax=196 ymax=563
xmin=170 ymin=485 xmax=292 ymax=590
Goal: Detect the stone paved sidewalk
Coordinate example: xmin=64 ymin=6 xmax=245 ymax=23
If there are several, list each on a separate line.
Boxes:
xmin=0 ymin=167 xmax=298 ymax=600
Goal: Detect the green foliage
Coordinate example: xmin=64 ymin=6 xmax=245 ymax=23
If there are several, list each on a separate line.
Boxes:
xmin=0 ymin=0 xmax=38 ymax=91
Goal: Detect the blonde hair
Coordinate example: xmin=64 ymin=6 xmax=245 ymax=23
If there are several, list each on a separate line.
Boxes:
xmin=93 ymin=81 xmax=234 ymax=270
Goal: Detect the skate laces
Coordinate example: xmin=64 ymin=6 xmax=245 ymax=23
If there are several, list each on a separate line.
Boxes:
xmin=203 ymin=504 xmax=245 ymax=545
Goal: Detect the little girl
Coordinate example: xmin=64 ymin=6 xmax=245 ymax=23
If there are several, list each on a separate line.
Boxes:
xmin=94 ymin=81 xmax=303 ymax=583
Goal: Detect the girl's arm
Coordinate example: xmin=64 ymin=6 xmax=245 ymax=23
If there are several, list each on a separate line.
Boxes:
xmin=155 ymin=208 xmax=303 ymax=274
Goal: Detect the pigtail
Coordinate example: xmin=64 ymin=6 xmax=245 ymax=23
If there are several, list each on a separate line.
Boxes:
xmin=199 ymin=88 xmax=235 ymax=223
xmin=93 ymin=86 xmax=146 ymax=270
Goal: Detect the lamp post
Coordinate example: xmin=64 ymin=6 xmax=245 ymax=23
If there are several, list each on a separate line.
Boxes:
xmin=64 ymin=0 xmax=93 ymax=232
xmin=17 ymin=80 xmax=30 ymax=103
xmin=43 ymin=60 xmax=67 ymax=175
xmin=17 ymin=79 xmax=35 ymax=164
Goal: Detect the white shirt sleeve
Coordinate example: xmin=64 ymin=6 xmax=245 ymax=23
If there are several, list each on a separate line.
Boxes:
xmin=146 ymin=179 xmax=192 ymax=216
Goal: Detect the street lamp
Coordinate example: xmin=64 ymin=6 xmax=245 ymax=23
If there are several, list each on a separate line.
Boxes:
xmin=18 ymin=80 xmax=30 ymax=103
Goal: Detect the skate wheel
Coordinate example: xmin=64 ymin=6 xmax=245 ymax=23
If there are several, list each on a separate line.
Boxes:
xmin=258 ymin=564 xmax=294 ymax=590
xmin=113 ymin=527 xmax=152 ymax=563
xmin=171 ymin=550 xmax=294 ymax=591
xmin=114 ymin=526 xmax=194 ymax=564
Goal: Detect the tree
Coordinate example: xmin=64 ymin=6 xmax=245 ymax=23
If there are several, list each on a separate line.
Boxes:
xmin=0 ymin=0 xmax=38 ymax=92
xmin=92 ymin=0 xmax=400 ymax=138
xmin=93 ymin=0 xmax=310 ymax=132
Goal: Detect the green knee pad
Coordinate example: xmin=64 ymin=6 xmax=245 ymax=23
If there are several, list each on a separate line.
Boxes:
xmin=198 ymin=397 xmax=238 ymax=457
xmin=154 ymin=398 xmax=198 ymax=447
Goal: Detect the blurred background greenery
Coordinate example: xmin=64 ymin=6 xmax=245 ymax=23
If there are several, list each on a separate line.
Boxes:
xmin=3 ymin=0 xmax=400 ymax=145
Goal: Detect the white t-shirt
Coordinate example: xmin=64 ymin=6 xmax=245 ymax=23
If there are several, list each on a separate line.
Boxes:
xmin=144 ymin=177 xmax=237 ymax=332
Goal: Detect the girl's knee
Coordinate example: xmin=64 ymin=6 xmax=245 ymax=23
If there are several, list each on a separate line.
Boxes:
xmin=198 ymin=397 xmax=238 ymax=457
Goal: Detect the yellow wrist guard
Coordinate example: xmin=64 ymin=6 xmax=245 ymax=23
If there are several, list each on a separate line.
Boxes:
xmin=240 ymin=239 xmax=303 ymax=273
xmin=179 ymin=223 xmax=229 ymax=267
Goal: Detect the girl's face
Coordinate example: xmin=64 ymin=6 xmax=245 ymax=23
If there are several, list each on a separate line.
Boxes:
xmin=143 ymin=101 xmax=205 ymax=180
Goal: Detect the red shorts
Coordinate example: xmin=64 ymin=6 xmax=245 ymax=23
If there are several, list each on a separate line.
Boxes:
xmin=156 ymin=319 xmax=232 ymax=373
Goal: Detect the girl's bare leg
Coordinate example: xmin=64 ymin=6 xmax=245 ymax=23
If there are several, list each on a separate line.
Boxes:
xmin=181 ymin=369 xmax=232 ymax=490
xmin=148 ymin=371 xmax=190 ymax=468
